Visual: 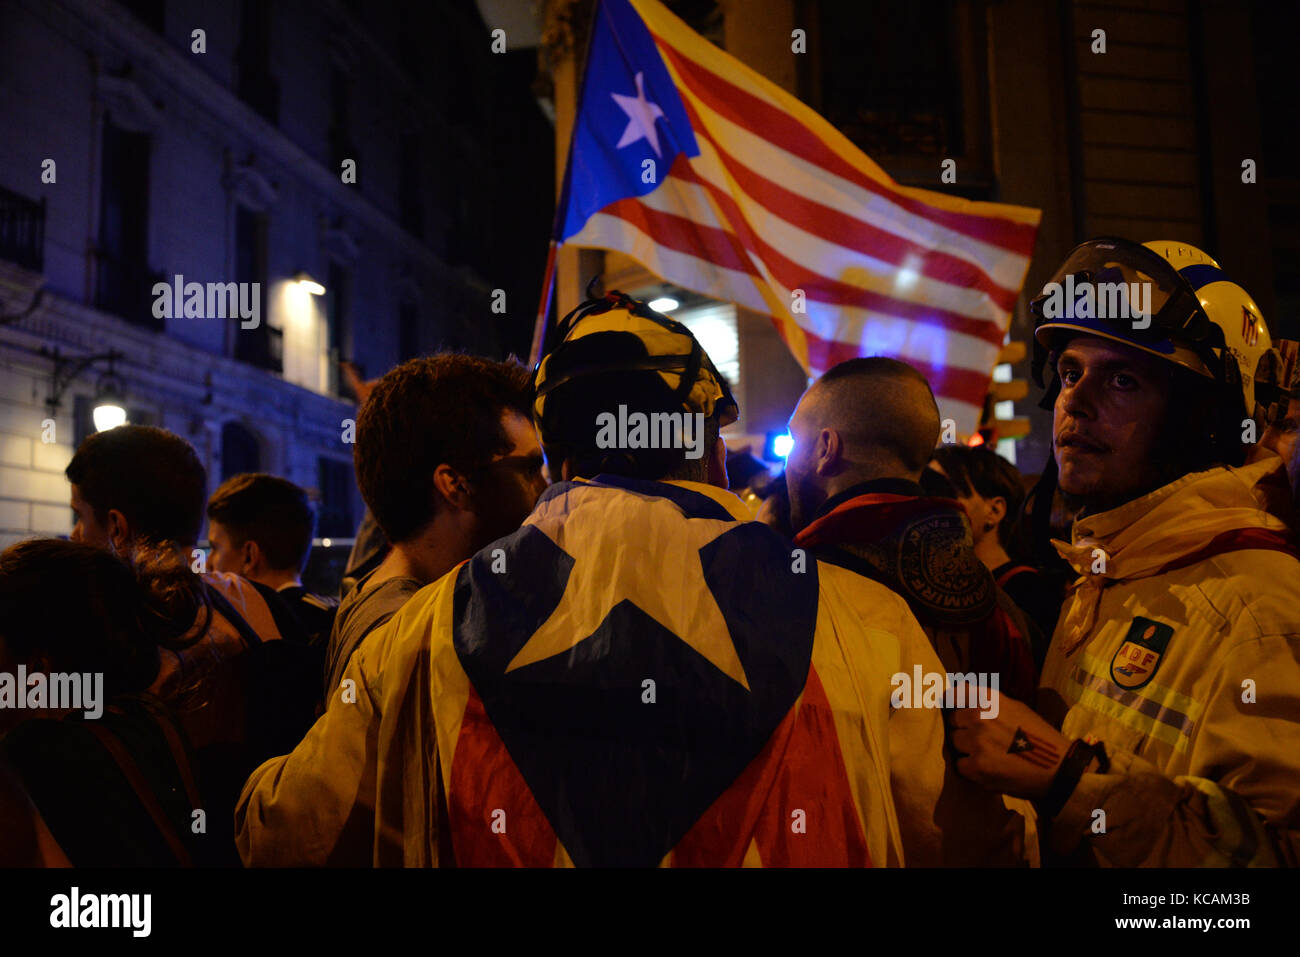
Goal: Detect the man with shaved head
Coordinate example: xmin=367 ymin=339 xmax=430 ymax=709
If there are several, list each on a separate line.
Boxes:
xmin=783 ymin=357 xmax=1036 ymax=864
xmin=786 ymin=357 xmax=1036 ymax=701
xmin=785 ymin=358 xmax=940 ymax=530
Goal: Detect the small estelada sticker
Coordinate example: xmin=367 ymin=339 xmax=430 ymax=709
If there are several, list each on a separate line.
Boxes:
xmin=1110 ymin=616 xmax=1174 ymax=690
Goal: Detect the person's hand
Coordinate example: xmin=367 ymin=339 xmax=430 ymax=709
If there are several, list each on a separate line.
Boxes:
xmin=947 ymin=691 xmax=1073 ymax=800
xmin=341 ymin=361 xmax=379 ymax=406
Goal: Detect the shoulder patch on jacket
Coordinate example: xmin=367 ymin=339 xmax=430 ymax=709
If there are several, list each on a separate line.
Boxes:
xmin=896 ymin=510 xmax=993 ymax=623
xmin=1111 ymin=616 xmax=1174 ymax=690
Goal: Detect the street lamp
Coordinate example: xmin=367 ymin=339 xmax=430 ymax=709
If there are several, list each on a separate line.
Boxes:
xmin=41 ymin=347 xmax=129 ymax=432
xmin=92 ymin=369 xmax=127 ymax=432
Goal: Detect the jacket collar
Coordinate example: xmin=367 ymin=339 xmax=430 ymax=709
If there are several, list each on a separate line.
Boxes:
xmin=539 ymin=473 xmax=752 ymax=523
xmin=814 ymin=478 xmax=926 ymax=521
xmin=1055 ymin=456 xmax=1293 ymax=581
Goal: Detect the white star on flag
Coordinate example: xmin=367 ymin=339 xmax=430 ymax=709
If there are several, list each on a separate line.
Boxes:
xmin=611 ymin=71 xmax=666 ymax=157
xmin=505 ymin=485 xmax=750 ymax=690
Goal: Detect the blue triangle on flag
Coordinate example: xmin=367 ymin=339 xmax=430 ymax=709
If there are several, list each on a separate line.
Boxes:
xmin=559 ymin=0 xmax=700 ymax=241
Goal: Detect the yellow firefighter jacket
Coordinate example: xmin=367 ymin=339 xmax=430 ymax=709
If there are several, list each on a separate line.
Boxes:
xmin=1038 ymin=455 xmax=1300 ymax=866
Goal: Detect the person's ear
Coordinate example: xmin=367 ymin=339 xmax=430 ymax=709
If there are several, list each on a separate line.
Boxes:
xmin=986 ymin=496 xmax=1007 ymax=531
xmin=433 ymin=464 xmax=472 ymax=511
xmin=814 ymin=429 xmax=843 ymax=476
xmin=106 ymin=509 xmax=131 ymax=555
xmin=241 ymin=539 xmax=260 ymax=576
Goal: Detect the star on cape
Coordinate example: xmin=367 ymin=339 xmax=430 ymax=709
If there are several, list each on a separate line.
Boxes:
xmin=505 ymin=487 xmax=750 ymax=690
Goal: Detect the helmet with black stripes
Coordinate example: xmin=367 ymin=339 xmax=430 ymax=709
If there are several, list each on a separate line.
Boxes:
xmin=532 ymin=287 xmax=739 ymax=479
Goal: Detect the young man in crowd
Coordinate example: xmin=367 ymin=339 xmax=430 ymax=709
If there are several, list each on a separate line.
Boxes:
xmin=950 ymin=238 xmax=1300 ymax=865
xmin=781 ymin=358 xmax=1037 ymax=703
xmin=207 ymin=473 xmax=337 ymax=644
xmin=65 ymin=424 xmax=312 ymax=861
xmin=66 ymin=425 xmax=304 ymax=682
xmin=321 ymin=353 xmax=547 ymax=699
xmin=236 ymin=293 xmax=1022 ymax=867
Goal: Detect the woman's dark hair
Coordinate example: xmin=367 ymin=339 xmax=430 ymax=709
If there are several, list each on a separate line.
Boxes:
xmin=0 ymin=539 xmax=207 ymax=699
xmin=931 ymin=444 xmax=1027 ymax=551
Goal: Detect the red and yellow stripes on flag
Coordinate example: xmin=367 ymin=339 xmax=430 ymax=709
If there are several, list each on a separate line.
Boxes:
xmin=430 ymin=559 xmax=884 ymax=867
xmin=443 ymin=668 xmax=873 ymax=866
xmin=567 ymin=0 xmax=1041 ymax=433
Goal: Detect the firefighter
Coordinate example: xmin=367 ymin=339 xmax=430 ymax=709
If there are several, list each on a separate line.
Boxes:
xmin=949 ymin=237 xmax=1300 ymax=866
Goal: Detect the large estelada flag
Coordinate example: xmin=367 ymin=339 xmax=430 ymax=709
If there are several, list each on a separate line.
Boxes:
xmin=443 ymin=476 xmax=878 ymax=866
xmin=553 ymin=0 xmax=1042 ymax=433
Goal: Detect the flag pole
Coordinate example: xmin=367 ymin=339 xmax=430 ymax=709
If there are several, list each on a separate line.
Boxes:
xmin=529 ymin=0 xmax=604 ymax=367
xmin=529 ymin=239 xmax=559 ymax=366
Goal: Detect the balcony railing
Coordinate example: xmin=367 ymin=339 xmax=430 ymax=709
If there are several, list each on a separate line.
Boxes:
xmin=0 ymin=185 xmax=46 ymax=273
xmin=94 ymin=251 xmax=164 ymax=330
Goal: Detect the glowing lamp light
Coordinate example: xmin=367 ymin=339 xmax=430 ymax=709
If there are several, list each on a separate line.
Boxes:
xmin=295 ymin=272 xmax=326 ymax=296
xmin=648 ymin=296 xmax=679 ymax=313
xmin=92 ymin=401 xmax=127 ymax=432
xmin=322 ymin=538 xmax=332 ymax=548
xmin=92 ymin=374 xmax=128 ymax=432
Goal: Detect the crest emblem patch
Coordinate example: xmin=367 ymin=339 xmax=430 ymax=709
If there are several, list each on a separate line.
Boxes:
xmin=895 ymin=511 xmax=992 ymax=625
xmin=1110 ymin=616 xmax=1173 ymax=690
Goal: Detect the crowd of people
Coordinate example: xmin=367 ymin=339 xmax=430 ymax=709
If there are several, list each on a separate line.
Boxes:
xmin=2 ymin=236 xmax=1298 ymax=867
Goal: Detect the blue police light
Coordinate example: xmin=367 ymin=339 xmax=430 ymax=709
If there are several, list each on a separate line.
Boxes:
xmin=765 ymin=431 xmax=793 ymax=460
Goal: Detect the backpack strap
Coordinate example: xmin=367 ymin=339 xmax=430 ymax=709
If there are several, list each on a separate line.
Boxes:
xmin=995 ymin=564 xmax=1037 ymax=589
xmin=201 ymin=579 xmax=263 ymax=648
xmin=84 ymin=719 xmax=194 ymax=867
xmin=130 ymin=696 xmax=203 ymax=811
